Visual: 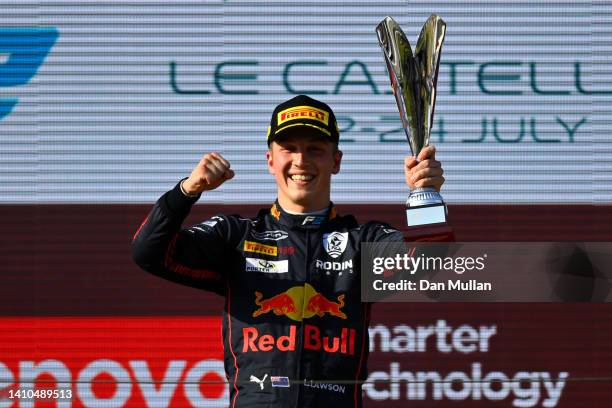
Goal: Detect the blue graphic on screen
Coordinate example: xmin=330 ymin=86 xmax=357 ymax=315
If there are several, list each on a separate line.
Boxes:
xmin=0 ymin=27 xmax=58 ymax=122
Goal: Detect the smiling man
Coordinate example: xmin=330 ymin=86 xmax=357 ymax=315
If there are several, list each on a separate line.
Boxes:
xmin=131 ymin=95 xmax=444 ymax=408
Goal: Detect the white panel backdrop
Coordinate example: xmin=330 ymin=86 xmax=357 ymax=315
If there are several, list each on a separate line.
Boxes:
xmin=1 ymin=0 xmax=610 ymax=203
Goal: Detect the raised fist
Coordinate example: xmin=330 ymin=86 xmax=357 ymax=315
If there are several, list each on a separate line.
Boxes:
xmin=182 ymin=152 xmax=234 ymax=194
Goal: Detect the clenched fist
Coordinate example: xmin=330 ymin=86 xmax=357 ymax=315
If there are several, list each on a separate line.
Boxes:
xmin=181 ymin=152 xmax=235 ymax=195
xmin=405 ymin=145 xmax=445 ymax=192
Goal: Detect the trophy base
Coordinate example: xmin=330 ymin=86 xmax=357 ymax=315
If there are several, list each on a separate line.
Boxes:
xmin=406 ymin=203 xmax=447 ymax=227
xmin=404 ymin=200 xmax=453 ymax=242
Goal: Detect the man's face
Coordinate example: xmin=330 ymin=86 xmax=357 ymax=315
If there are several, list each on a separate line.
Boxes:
xmin=267 ymin=131 xmax=342 ymax=212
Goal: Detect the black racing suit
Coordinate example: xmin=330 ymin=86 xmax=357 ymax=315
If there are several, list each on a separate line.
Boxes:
xmin=131 ymin=180 xmax=404 ymax=408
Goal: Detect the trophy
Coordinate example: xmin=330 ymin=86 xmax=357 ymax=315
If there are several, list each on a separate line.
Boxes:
xmin=376 ymin=15 xmax=449 ymax=228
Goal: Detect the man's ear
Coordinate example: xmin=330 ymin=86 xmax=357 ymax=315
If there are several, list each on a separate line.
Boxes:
xmin=332 ymin=149 xmax=343 ymax=175
xmin=266 ymin=149 xmax=275 ymax=175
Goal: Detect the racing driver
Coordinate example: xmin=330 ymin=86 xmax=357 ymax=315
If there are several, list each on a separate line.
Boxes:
xmin=131 ymin=95 xmax=445 ymax=407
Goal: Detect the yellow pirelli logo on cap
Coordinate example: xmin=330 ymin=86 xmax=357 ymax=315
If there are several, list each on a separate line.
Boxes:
xmin=277 ymin=106 xmax=329 ymax=127
xmin=244 ymin=240 xmax=278 ymax=256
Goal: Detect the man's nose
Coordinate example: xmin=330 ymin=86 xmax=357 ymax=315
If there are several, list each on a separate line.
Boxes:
xmin=292 ymin=151 xmax=307 ymax=166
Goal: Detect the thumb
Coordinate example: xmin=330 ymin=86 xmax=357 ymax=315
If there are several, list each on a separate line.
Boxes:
xmin=225 ymin=169 xmax=235 ymax=180
xmin=418 ymin=145 xmax=436 ymax=161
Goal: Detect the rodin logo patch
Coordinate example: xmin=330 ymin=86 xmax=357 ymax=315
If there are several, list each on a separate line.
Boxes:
xmin=322 ymin=232 xmax=348 ymax=259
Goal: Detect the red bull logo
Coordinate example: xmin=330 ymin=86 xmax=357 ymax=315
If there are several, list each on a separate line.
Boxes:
xmin=253 ymin=291 xmax=297 ymax=317
xmin=306 ymin=293 xmax=347 ymax=319
xmin=252 ymin=283 xmax=346 ymax=321
xmin=247 ymin=284 xmax=354 ymax=354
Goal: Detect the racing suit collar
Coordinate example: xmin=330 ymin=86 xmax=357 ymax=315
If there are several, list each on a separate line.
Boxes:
xmin=270 ymin=201 xmax=337 ymax=229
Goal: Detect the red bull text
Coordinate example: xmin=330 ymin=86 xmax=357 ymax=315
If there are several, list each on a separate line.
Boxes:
xmin=243 ymin=325 xmax=356 ymax=355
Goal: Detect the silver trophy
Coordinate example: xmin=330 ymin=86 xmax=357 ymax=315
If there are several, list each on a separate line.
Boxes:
xmin=376 ymin=15 xmax=448 ymax=227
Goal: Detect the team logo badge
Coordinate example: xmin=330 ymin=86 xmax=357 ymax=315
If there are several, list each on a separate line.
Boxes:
xmin=322 ymin=232 xmax=348 ymax=259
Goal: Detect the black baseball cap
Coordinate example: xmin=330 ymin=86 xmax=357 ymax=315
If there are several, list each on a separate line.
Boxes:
xmin=266 ymin=95 xmax=340 ymax=146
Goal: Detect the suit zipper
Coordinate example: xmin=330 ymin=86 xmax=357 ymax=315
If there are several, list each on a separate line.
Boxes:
xmin=295 ymin=227 xmax=310 ymax=408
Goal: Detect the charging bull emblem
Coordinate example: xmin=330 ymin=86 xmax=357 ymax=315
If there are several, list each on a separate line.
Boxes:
xmin=253 ymin=284 xmax=346 ymax=321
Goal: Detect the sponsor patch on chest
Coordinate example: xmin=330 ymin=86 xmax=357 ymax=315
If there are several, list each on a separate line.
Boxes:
xmin=245 ymin=258 xmax=288 ymax=274
xmin=244 ymin=240 xmax=278 ymax=256
xmin=250 ymin=230 xmax=289 ymax=241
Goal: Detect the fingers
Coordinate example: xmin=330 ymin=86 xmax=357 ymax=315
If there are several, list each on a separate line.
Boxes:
xmin=210 ymin=152 xmax=231 ymax=169
xmin=414 ymin=176 xmax=445 ymax=192
xmin=404 ymin=145 xmax=445 ymax=192
xmin=404 ymin=146 xmax=437 ymax=171
xmin=203 ymin=158 xmax=225 ymax=184
xmin=210 ymin=153 xmax=234 ymax=180
xmin=410 ymin=159 xmax=441 ymax=173
xmin=190 ymin=152 xmax=234 ymax=192
xmin=404 ymin=155 xmax=418 ymax=170
xmin=411 ymin=164 xmax=444 ymax=183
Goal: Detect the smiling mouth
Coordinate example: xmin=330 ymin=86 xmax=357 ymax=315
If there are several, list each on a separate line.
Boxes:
xmin=290 ymin=174 xmax=314 ymax=182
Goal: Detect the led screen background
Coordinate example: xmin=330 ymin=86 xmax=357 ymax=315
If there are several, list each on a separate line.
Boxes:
xmin=1 ymin=0 xmax=610 ymax=203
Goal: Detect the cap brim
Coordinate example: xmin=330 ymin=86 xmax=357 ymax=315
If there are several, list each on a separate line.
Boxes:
xmin=272 ymin=122 xmax=332 ymax=142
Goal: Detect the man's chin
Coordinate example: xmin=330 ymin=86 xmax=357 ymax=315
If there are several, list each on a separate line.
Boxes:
xmin=285 ymin=191 xmax=318 ymax=207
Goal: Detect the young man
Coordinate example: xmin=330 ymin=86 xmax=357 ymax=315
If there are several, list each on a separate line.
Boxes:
xmin=131 ymin=95 xmax=444 ymax=408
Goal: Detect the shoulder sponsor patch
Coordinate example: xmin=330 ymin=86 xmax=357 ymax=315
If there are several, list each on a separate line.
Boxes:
xmin=244 ymin=240 xmax=278 ymax=256
xmin=245 ymin=258 xmax=288 ymax=274
xmin=197 ymin=216 xmax=224 ymax=229
xmin=251 ymin=230 xmax=289 ymax=241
